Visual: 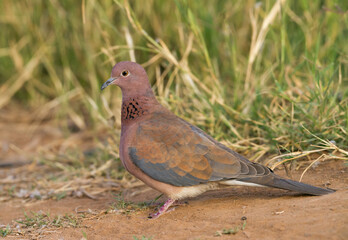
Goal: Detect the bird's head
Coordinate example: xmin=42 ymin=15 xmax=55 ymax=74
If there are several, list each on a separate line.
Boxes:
xmin=101 ymin=61 xmax=153 ymax=98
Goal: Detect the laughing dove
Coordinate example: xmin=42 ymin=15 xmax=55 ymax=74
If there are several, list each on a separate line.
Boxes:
xmin=101 ymin=61 xmax=334 ymax=218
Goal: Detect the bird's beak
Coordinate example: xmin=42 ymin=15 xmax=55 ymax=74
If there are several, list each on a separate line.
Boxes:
xmin=101 ymin=77 xmax=117 ymax=90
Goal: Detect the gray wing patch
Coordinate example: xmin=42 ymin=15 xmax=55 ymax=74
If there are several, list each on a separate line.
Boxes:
xmin=129 ymin=147 xmax=207 ymax=186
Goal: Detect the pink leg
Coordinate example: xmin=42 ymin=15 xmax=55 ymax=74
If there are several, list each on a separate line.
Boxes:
xmin=148 ymin=198 xmax=176 ymax=219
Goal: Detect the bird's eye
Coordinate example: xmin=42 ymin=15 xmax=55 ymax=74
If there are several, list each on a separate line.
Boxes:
xmin=121 ymin=70 xmax=129 ymax=77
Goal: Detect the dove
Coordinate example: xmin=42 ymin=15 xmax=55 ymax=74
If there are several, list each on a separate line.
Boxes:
xmin=101 ymin=61 xmax=334 ymax=219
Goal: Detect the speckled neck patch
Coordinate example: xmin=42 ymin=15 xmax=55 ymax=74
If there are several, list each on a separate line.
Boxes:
xmin=122 ymin=97 xmax=149 ymax=121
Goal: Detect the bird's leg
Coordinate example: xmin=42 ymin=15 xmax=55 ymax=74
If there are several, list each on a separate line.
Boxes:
xmin=146 ymin=194 xmax=164 ymax=207
xmin=148 ymin=198 xmax=176 ymax=219
xmin=172 ymin=200 xmax=188 ymax=206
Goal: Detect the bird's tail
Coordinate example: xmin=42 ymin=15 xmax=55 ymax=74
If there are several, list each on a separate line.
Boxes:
xmin=239 ymin=174 xmax=335 ymax=196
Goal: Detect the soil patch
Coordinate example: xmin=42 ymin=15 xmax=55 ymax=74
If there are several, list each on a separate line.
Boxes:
xmin=0 ymin=161 xmax=347 ymax=240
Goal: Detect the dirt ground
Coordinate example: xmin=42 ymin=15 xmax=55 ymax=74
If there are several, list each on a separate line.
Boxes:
xmin=0 ymin=108 xmax=347 ymax=240
xmin=0 ymin=161 xmax=347 ymax=240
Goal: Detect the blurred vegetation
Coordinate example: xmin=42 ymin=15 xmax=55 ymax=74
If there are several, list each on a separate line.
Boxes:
xmin=0 ymin=0 xmax=347 ymax=163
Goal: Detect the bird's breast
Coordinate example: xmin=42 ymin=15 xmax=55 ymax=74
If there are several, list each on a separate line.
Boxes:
xmin=119 ymin=123 xmax=139 ymax=173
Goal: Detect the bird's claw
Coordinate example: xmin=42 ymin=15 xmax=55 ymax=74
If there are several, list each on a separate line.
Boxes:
xmin=147 ymin=198 xmax=176 ymax=219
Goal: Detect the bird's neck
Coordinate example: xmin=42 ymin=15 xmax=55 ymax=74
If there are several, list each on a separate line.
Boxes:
xmin=121 ymin=95 xmax=158 ymax=124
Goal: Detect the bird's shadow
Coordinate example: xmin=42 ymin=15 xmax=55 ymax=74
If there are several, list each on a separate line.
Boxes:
xmin=122 ymin=185 xmax=304 ymax=206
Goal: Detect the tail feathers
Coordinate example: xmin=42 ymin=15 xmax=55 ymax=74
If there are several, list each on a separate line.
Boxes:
xmin=239 ymin=175 xmax=335 ymax=196
xmin=268 ymin=177 xmax=335 ymax=195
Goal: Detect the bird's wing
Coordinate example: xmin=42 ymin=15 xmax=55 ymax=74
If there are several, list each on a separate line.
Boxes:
xmin=128 ymin=111 xmax=270 ymax=187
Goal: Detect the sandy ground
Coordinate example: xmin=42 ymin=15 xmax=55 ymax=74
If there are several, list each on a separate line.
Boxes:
xmin=0 ymin=108 xmax=347 ymax=240
xmin=0 ymin=161 xmax=346 ymax=240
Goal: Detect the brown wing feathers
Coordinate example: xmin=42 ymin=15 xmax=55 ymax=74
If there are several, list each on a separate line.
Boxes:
xmin=129 ymin=112 xmax=271 ymax=186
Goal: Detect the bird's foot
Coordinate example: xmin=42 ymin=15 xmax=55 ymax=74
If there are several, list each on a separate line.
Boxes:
xmin=148 ymin=198 xmax=176 ymax=219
